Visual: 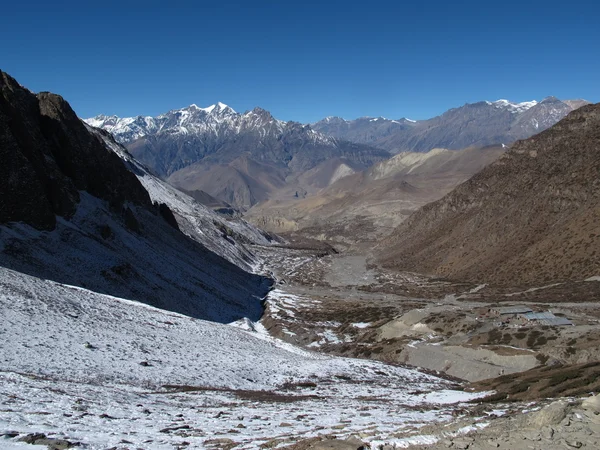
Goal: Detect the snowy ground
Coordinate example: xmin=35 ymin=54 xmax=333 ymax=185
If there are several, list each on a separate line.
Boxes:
xmin=0 ymin=267 xmax=486 ymax=449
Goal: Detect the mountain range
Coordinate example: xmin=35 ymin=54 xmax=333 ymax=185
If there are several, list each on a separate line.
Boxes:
xmin=86 ymin=105 xmax=389 ymax=209
xmin=86 ymin=97 xmax=588 ymax=211
xmin=312 ymin=97 xmax=590 ymax=152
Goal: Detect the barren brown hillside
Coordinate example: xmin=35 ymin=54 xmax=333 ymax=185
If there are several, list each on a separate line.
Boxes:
xmin=376 ymin=103 xmax=600 ymax=286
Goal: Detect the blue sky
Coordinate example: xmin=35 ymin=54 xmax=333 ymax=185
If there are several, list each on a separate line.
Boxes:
xmin=1 ymin=0 xmax=598 ymax=122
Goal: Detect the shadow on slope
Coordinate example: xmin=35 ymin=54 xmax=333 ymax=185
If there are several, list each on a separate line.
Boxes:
xmin=0 ymin=194 xmax=271 ymax=323
xmin=0 ymin=70 xmax=271 ymax=323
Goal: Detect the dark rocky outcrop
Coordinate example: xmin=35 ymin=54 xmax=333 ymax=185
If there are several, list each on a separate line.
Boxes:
xmin=0 ymin=70 xmax=152 ymax=230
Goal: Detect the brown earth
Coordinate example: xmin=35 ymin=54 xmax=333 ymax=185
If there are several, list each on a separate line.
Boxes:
xmin=376 ymin=103 xmax=600 ymax=286
xmin=246 ymin=146 xmax=505 ymax=243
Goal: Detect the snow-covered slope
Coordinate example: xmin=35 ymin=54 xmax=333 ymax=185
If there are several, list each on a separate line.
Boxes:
xmin=0 ymin=267 xmax=485 ymax=449
xmin=0 ymin=191 xmax=270 ymax=322
xmin=90 ymin=126 xmax=277 ymax=272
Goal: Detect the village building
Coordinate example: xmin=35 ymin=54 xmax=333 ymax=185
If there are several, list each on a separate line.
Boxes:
xmin=517 ymin=311 xmax=573 ymax=326
xmin=489 ymin=306 xmax=533 ymax=317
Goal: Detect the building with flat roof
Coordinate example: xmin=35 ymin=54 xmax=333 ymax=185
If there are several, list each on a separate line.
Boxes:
xmin=518 ymin=311 xmax=573 ymax=326
xmin=491 ymin=306 xmax=533 ymax=316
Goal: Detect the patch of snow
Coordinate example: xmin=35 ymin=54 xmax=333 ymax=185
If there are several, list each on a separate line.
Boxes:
xmin=468 ymin=284 xmax=487 ymax=294
xmin=490 ymin=99 xmax=538 ymax=114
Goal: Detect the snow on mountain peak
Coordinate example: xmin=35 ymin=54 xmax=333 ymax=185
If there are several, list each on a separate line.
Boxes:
xmin=487 ymin=99 xmax=538 ymax=114
xmin=183 ymin=102 xmax=236 ymax=114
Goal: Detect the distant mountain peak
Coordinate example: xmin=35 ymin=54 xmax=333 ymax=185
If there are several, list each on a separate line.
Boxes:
xmin=246 ymin=106 xmax=274 ymax=120
xmin=486 ymin=99 xmax=539 ymax=113
xmin=184 ymin=102 xmax=235 ymax=114
xmin=540 ymin=96 xmax=561 ymax=104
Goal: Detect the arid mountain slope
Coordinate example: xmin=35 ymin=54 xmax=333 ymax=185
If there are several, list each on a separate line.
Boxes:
xmin=376 ymin=103 xmax=600 ymax=286
xmin=246 ymin=146 xmax=505 ymax=242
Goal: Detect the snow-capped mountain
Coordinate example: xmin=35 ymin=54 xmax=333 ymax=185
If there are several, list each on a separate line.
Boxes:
xmin=312 ymin=97 xmax=590 ymax=153
xmin=87 ymin=102 xmax=332 ymax=153
xmin=86 ymin=102 xmax=244 ymax=145
xmin=485 ymin=99 xmax=539 ymax=113
xmin=86 ymin=104 xmax=390 ymax=209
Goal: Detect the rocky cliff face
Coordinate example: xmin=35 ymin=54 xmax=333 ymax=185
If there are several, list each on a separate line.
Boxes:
xmin=376 ymin=103 xmax=600 ymax=286
xmin=0 ymin=71 xmax=151 ymax=230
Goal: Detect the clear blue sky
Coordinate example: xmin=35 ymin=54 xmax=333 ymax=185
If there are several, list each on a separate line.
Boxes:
xmin=1 ymin=0 xmax=598 ymax=122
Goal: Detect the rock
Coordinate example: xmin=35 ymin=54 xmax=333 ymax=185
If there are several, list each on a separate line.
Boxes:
xmin=582 ymin=394 xmax=600 ymax=413
xmin=34 ymin=438 xmax=75 ymax=449
xmin=259 ymin=437 xmax=286 ymax=448
xmin=309 ymin=437 xmax=366 ymax=449
xmin=344 ymin=437 xmax=365 ymax=448
xmin=527 ymin=401 xmax=568 ymax=428
xmin=204 ymin=438 xmax=238 ymax=450
xmin=159 ymin=425 xmax=190 ymax=433
xmin=452 ymin=439 xmax=471 ymax=449
xmin=18 ymin=433 xmax=47 ymax=444
xmin=17 ymin=434 xmax=76 ymax=449
xmin=1 ymin=431 xmax=19 ymax=438
xmin=540 ymin=426 xmax=554 ymax=440
xmin=521 ymin=430 xmax=541 ymax=441
xmin=158 ymin=202 xmax=180 ymax=230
